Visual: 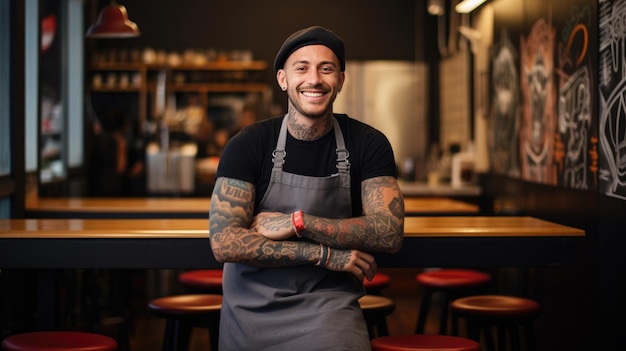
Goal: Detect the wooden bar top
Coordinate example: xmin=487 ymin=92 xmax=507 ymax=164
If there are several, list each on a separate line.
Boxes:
xmin=26 ymin=197 xmax=212 ymax=214
xmin=403 ymin=216 xmax=584 ymax=237
xmin=398 ymin=180 xmax=482 ymax=197
xmin=0 ymin=218 xmax=209 ymax=238
xmin=25 ymin=197 xmax=478 ymax=217
xmin=0 ymin=216 xmax=583 ymax=239
xmin=403 ymin=197 xmax=478 ymax=214
xmin=0 ymin=216 xmax=586 ymax=269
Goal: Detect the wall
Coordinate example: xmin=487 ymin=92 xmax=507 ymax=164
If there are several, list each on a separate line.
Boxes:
xmin=334 ymin=61 xmax=429 ymax=179
xmin=89 ymin=0 xmax=422 ymax=112
xmin=84 ymin=0 xmax=434 ymax=178
xmin=466 ymin=0 xmax=625 ymax=349
xmin=439 ymin=50 xmax=471 ymax=152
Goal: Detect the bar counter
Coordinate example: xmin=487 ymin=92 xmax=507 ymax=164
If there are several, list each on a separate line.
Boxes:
xmin=25 ymin=196 xmax=479 ymax=218
xmin=0 ymin=216 xmax=585 ymax=330
xmin=0 ymin=216 xmax=584 ymax=269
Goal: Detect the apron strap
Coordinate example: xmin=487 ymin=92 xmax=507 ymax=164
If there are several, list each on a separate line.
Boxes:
xmin=272 ymin=115 xmax=350 ymax=174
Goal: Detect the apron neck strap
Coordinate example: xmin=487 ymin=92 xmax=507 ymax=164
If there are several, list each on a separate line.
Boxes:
xmin=272 ymin=115 xmax=350 ymax=173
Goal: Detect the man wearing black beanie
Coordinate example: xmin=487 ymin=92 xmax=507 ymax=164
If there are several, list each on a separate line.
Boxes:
xmin=209 ymin=26 xmax=404 ymax=350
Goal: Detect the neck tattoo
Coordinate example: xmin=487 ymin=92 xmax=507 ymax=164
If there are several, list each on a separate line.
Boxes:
xmin=287 ymin=110 xmax=333 ymax=141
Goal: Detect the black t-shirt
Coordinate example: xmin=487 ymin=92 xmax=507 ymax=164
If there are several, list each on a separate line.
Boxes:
xmin=216 ymin=113 xmax=398 ymax=216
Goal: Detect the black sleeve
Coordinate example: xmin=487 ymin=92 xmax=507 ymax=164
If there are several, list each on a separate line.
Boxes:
xmin=359 ymin=126 xmax=398 ymax=181
xmin=215 ymin=126 xmax=263 ymax=185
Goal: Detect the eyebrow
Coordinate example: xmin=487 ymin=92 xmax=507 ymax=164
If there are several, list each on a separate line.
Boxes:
xmin=290 ymin=59 xmax=338 ymax=68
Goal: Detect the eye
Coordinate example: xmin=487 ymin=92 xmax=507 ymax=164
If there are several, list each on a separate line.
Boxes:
xmin=320 ymin=65 xmax=335 ymax=73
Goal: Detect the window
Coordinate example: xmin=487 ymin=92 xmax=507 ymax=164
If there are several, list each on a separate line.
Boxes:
xmin=0 ymin=0 xmax=10 ymax=178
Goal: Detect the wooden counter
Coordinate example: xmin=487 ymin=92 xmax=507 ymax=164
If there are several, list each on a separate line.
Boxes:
xmin=25 ymin=197 xmax=213 ymax=218
xmin=25 ymin=196 xmax=479 ymax=218
xmin=403 ymin=197 xmax=478 ymax=215
xmin=398 ymin=181 xmax=482 ymax=197
xmin=403 ymin=216 xmax=583 ymax=237
xmin=0 ymin=216 xmax=584 ymax=269
xmin=0 ymin=216 xmax=585 ymax=330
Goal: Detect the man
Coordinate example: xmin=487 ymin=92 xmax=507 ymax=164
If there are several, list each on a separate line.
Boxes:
xmin=209 ymin=26 xmax=404 ymax=350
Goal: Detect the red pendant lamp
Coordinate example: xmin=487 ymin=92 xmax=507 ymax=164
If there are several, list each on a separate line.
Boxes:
xmin=85 ymin=1 xmax=140 ymax=38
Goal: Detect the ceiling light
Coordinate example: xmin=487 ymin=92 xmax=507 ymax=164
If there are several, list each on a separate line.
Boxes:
xmin=455 ymin=0 xmax=488 ymax=14
xmin=428 ymin=0 xmax=445 ymax=16
xmin=85 ymin=1 xmax=140 ymax=38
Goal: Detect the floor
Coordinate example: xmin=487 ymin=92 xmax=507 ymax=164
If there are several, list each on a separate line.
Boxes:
xmin=116 ymin=268 xmax=437 ymax=351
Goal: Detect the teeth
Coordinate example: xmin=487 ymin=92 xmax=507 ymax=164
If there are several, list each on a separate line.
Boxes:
xmin=302 ymin=92 xmax=324 ymax=97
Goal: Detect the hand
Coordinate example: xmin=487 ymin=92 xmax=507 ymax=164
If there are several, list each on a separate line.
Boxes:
xmin=325 ymin=248 xmax=378 ymax=281
xmin=251 ymin=212 xmax=295 ymax=240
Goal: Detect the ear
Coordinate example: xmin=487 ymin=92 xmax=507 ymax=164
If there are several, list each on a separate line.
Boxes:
xmin=276 ymin=70 xmax=286 ymax=90
xmin=338 ymin=71 xmax=346 ymax=92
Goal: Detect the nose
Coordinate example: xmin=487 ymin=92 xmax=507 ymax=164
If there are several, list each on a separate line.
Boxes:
xmin=304 ymin=69 xmax=323 ymax=85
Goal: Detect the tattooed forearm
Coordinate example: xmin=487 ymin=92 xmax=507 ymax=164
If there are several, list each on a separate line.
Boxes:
xmin=303 ymin=213 xmax=402 ymax=253
xmin=299 ymin=176 xmax=404 ymax=253
xmin=211 ymin=226 xmax=320 ymax=266
xmin=209 ymin=178 xmax=254 ymax=234
xmin=209 ymin=177 xmax=320 ymax=266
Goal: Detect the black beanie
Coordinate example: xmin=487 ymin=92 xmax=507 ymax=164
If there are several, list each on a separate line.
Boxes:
xmin=273 ymin=26 xmax=346 ymax=72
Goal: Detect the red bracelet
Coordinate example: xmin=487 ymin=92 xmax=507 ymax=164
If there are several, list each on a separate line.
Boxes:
xmin=291 ymin=210 xmax=305 ymax=237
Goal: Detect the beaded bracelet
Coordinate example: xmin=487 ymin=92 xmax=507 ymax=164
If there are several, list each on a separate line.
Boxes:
xmin=315 ymin=244 xmax=330 ymax=267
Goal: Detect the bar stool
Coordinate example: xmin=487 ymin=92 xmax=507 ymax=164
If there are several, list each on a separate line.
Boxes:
xmin=358 ymin=295 xmax=396 ymax=339
xmin=148 ymin=294 xmax=222 ymax=351
xmin=371 ymin=334 xmax=481 ymax=351
xmin=415 ymin=269 xmax=492 ymax=335
xmin=178 ymin=269 xmax=223 ymax=294
xmin=1 ymin=331 xmax=118 ymax=351
xmin=364 ymin=272 xmax=391 ymax=295
xmin=450 ymin=295 xmax=541 ymax=351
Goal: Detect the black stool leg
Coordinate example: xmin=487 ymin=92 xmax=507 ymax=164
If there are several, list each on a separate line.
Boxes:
xmin=208 ymin=318 xmax=219 ymax=350
xmin=375 ymin=316 xmax=390 ymax=337
xmin=162 ymin=320 xmax=175 ymax=351
xmin=497 ymin=325 xmax=508 ymax=351
xmin=437 ymin=293 xmax=450 ymax=334
xmin=415 ymin=288 xmax=432 ymax=334
xmin=451 ymin=310 xmax=460 ymax=336
xmin=525 ymin=321 xmax=538 ymax=351
xmin=175 ymin=320 xmax=193 ymax=351
xmin=163 ymin=319 xmax=192 ymax=351
xmin=465 ymin=319 xmax=481 ymax=343
xmin=483 ymin=324 xmax=496 ymax=351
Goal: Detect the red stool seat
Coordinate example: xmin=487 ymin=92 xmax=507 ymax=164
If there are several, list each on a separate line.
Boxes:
xmin=364 ymin=272 xmax=392 ymax=295
xmin=451 ymin=295 xmax=540 ymax=319
xmin=148 ymin=294 xmax=222 ymax=351
xmin=1 ymin=331 xmax=118 ymax=351
xmin=371 ymin=334 xmax=481 ymax=351
xmin=178 ymin=269 xmax=223 ymax=293
xmin=358 ymin=295 xmax=396 ymax=339
xmin=451 ymin=295 xmax=541 ymax=351
xmin=417 ymin=269 xmax=492 ymax=288
xmin=415 ymin=269 xmax=492 ymax=335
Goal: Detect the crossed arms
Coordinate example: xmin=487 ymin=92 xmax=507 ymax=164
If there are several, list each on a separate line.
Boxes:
xmin=208 ymin=175 xmax=404 ymax=281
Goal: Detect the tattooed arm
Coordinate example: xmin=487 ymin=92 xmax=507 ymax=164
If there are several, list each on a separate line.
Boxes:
xmin=254 ymin=175 xmax=404 ymax=254
xmin=209 ymin=176 xmax=315 ymax=266
xmin=209 ymin=176 xmax=378 ymax=280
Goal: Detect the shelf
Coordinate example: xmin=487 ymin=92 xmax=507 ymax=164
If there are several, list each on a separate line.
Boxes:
xmin=168 ymin=83 xmax=269 ymax=93
xmin=90 ymin=60 xmax=267 ymax=72
xmin=91 ymin=87 xmax=143 ymax=93
xmin=87 ymin=60 xmax=271 ymax=136
xmin=168 ymin=61 xmax=267 ymax=71
xmin=90 ymin=62 xmax=147 ymax=71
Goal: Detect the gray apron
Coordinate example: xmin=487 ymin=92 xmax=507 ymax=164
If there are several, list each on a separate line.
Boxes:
xmin=219 ymin=116 xmax=370 ymax=350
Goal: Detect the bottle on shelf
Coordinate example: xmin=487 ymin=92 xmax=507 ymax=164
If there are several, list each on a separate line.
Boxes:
xmin=451 ymin=142 xmax=476 ymax=187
